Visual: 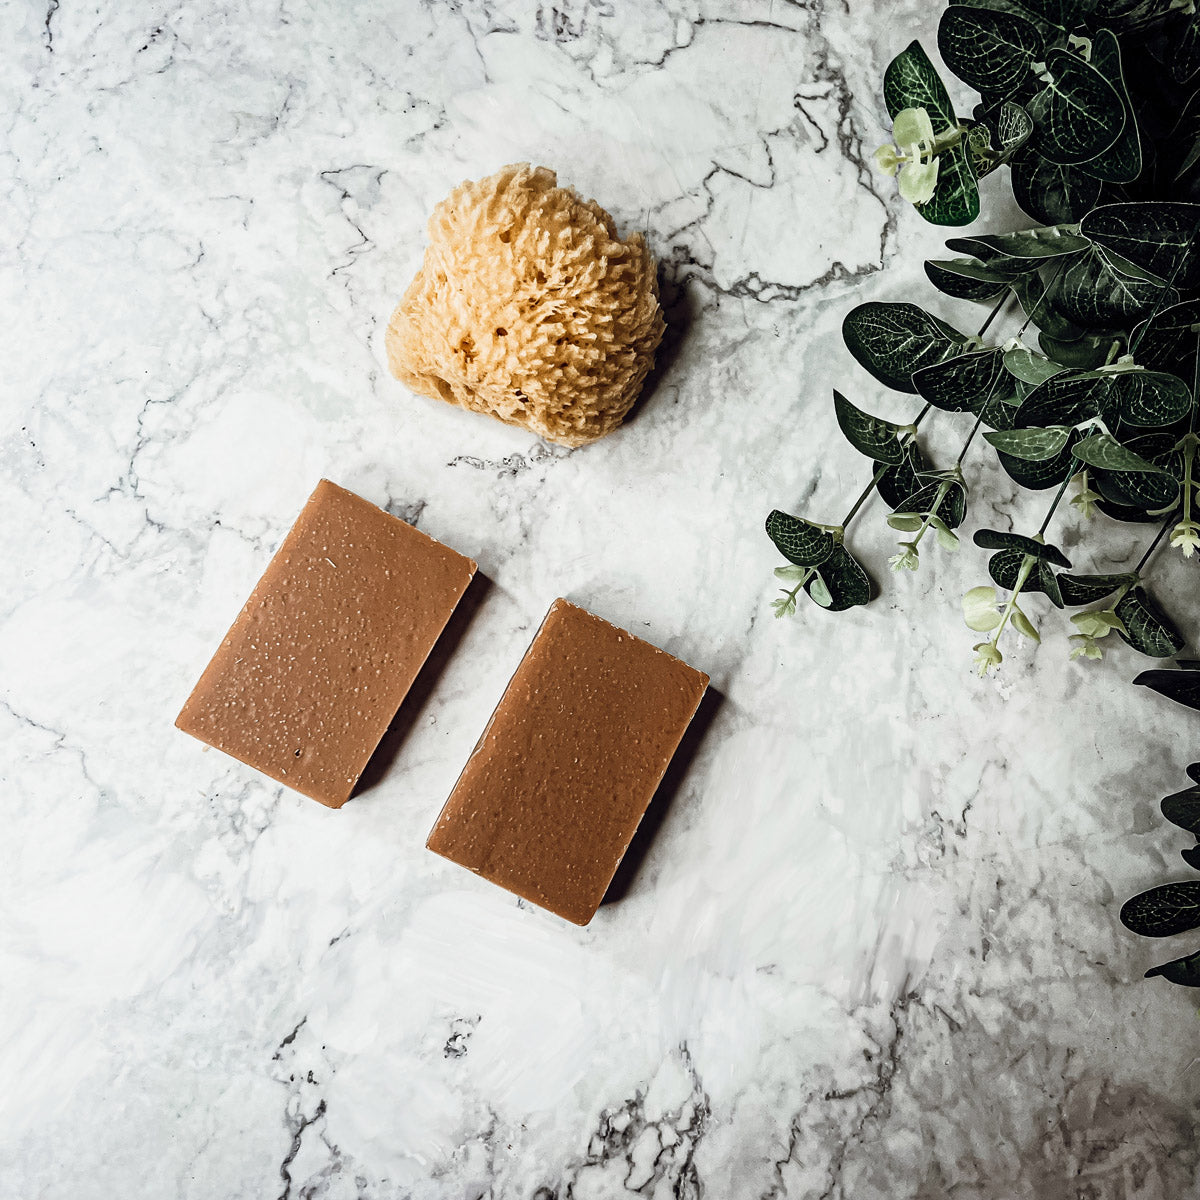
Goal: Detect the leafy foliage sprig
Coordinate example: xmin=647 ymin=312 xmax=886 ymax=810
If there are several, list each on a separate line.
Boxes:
xmin=767 ymin=0 xmax=1200 ymax=987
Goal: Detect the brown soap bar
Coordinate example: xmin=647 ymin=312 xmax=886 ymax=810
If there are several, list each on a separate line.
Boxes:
xmin=176 ymin=479 xmax=476 ymax=808
xmin=426 ymin=599 xmax=708 ymax=924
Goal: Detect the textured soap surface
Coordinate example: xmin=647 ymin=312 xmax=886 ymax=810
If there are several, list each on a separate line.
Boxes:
xmin=176 ymin=479 xmax=476 ymax=807
xmin=426 ymin=598 xmax=709 ymax=924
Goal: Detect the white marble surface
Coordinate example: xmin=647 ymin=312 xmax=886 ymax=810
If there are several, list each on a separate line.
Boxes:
xmin=4 ymin=1 xmax=1200 ymax=1196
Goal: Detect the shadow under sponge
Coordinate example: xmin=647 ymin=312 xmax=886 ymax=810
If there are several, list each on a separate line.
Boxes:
xmin=175 ymin=479 xmax=476 ymax=807
xmin=426 ymin=599 xmax=709 ymax=924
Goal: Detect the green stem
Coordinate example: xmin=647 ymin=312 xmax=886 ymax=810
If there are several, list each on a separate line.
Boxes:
xmin=1037 ymin=470 xmax=1074 ymax=537
xmin=956 ymin=411 xmax=987 ymax=469
xmin=1135 ymin=513 xmax=1178 ymax=575
xmin=987 ymin=553 xmax=1036 ymax=654
xmin=1127 ymin=217 xmax=1200 ymax=359
xmin=910 ymin=480 xmax=953 ymax=549
xmin=838 ymin=404 xmax=932 ymax=530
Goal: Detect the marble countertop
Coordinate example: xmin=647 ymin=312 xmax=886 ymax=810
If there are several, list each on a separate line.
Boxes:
xmin=5 ymin=1 xmax=1200 ymax=1196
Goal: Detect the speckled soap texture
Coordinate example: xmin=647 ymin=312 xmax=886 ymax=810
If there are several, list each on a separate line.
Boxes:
xmin=175 ymin=479 xmax=476 ymax=808
xmin=6 ymin=0 xmax=1200 ymax=1197
xmin=427 ymin=599 xmax=709 ymax=925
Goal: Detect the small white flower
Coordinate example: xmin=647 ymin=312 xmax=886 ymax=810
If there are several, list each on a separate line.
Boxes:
xmin=1170 ymin=519 xmax=1200 ymax=559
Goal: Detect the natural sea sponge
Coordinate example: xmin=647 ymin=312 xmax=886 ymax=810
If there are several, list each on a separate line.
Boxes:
xmin=386 ymin=164 xmax=665 ymax=447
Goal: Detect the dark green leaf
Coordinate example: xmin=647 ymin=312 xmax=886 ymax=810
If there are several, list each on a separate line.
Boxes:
xmin=1013 ymin=271 xmax=1088 ymax=342
xmin=997 ymin=100 xmax=1035 ymax=155
xmin=842 ymin=303 xmax=967 ymax=394
xmin=895 ymin=476 xmax=969 ymax=529
xmin=1078 ymin=30 xmax=1142 ymax=184
xmin=996 ymin=443 xmax=1080 ymax=488
xmin=809 ymin=544 xmax=872 ymax=612
xmin=1010 ymin=149 xmax=1102 ymax=224
xmin=938 ymin=6 xmax=1044 ymax=94
xmin=1121 ymin=881 xmax=1200 ymax=937
xmin=1116 ymin=587 xmax=1186 ymax=657
xmin=973 ymin=528 xmax=1071 ymax=565
xmin=946 ymin=225 xmax=1091 ymax=266
xmin=1016 ymin=0 xmax=1097 ymax=26
xmin=1131 ymin=299 xmax=1200 ymax=375
xmin=1039 ymin=558 xmax=1065 ymax=607
xmin=1027 ymin=49 xmax=1126 ymax=165
xmin=1047 ymin=246 xmax=1173 ymax=329
xmin=883 ymin=40 xmax=958 ymax=133
xmin=1166 ymin=8 xmax=1200 ymax=84
xmin=988 ymin=547 xmax=1047 ymax=593
xmin=765 ymin=510 xmax=838 ymax=567
xmin=1146 ymin=948 xmax=1200 ymax=986
xmin=1134 ymin=669 xmax=1200 ymax=711
xmin=1161 ymin=787 xmax=1200 ymax=835
xmin=1107 ymin=370 xmax=1192 ymax=428
xmin=984 ymin=425 xmax=1072 ymax=460
xmin=874 ymin=444 xmax=927 ymax=510
xmin=1081 ymin=202 xmax=1200 ymax=290
xmin=1180 ymin=847 xmax=1200 ymax=871
xmin=1037 ymin=330 xmax=1123 ymax=368
xmin=924 ymin=257 xmax=1015 ymax=302
xmin=1072 ymin=432 xmax=1176 ymax=475
xmin=1094 ymin=496 xmax=1159 ymax=522
xmin=832 ymin=390 xmax=911 ymax=466
xmin=919 ymin=139 xmax=981 ymax=227
xmin=1003 ymin=345 xmax=1063 ymax=385
xmin=1057 ymin=571 xmax=1136 ymax=606
xmin=1016 ymin=368 xmax=1188 ymax=430
xmin=913 ymin=348 xmax=1008 ymax=413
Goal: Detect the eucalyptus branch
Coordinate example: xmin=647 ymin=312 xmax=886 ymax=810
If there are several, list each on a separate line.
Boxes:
xmin=1136 ymin=514 xmax=1178 ymax=575
xmin=1037 ymin=470 xmax=1074 ymax=538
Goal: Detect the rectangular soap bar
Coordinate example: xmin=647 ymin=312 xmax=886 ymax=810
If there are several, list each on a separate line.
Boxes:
xmin=176 ymin=479 xmax=476 ymax=808
xmin=426 ymin=598 xmax=708 ymax=925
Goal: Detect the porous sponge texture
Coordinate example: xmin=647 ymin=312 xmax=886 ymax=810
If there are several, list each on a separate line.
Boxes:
xmin=386 ymin=164 xmax=666 ymax=447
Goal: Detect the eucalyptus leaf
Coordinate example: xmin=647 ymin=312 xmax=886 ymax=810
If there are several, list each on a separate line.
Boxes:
xmin=1047 ymin=245 xmax=1173 ymax=329
xmin=984 ymin=425 xmax=1072 ymax=460
xmin=974 ymin=528 xmax=1071 ymax=566
xmin=1072 ymin=432 xmax=1176 ymax=476
xmin=988 ymin=547 xmax=1048 ymax=593
xmin=913 ymin=348 xmax=1008 ymax=413
xmin=1161 ymin=787 xmax=1200 ymax=835
xmin=997 ymin=100 xmax=1035 ymax=154
xmin=938 ymin=5 xmax=1045 ymax=94
xmin=809 ymin=544 xmax=872 ymax=612
xmin=925 ymin=257 xmax=1016 ymax=301
xmin=1166 ymin=8 xmax=1200 ymax=84
xmin=886 ymin=513 xmax=926 ymax=532
xmin=1017 ymin=0 xmax=1098 ymax=26
xmin=1011 ymin=607 xmax=1042 ymax=639
xmin=884 ymin=40 xmax=958 ymax=132
xmin=1120 ymin=881 xmax=1200 ymax=937
xmin=832 ymin=390 xmax=911 ymax=465
xmin=1037 ymin=330 xmax=1122 ymax=368
xmin=946 ymin=225 xmax=1091 ymax=265
xmin=808 ymin=574 xmax=834 ymax=608
xmin=1081 ymin=202 xmax=1200 ymax=290
xmin=1015 ymin=368 xmax=1188 ymax=430
xmin=1038 ymin=558 xmax=1065 ymax=608
xmin=996 ymin=443 xmax=1080 ymax=488
xmin=894 ymin=477 xmax=969 ymax=529
xmin=1010 ymin=148 xmax=1103 ymax=224
xmin=765 ymin=510 xmax=838 ymax=567
xmin=1026 ymin=49 xmax=1126 ymax=165
xmin=1003 ymin=345 xmax=1063 ymax=384
xmin=1131 ymin=299 xmax=1200 ymax=375
xmin=1013 ymin=270 xmax=1088 ymax=342
xmin=920 ymin=139 xmax=981 ymax=227
xmin=1146 ymin=948 xmax=1200 ymax=987
xmin=1057 ymin=571 xmax=1136 ymax=606
xmin=1094 ymin=496 xmax=1161 ymax=523
xmin=842 ymin=303 xmax=967 ymax=393
xmin=1115 ymin=586 xmax=1186 ymax=658
xmin=874 ymin=445 xmax=928 ymax=510
xmin=1134 ymin=668 xmax=1200 ymax=711
xmin=1178 ymin=845 xmax=1200 ymax=871
xmin=1106 ymin=370 xmax=1192 ymax=428
xmin=1079 ymin=29 xmax=1142 ymax=184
